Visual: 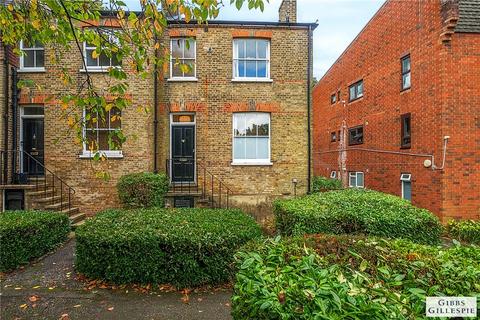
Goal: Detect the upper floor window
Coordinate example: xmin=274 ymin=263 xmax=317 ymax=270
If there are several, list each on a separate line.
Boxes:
xmin=330 ymin=131 xmax=337 ymax=142
xmin=82 ymin=107 xmax=122 ymax=158
xmin=400 ymin=113 xmax=411 ymax=148
xmin=170 ymin=38 xmax=196 ymax=79
xmin=83 ymin=31 xmax=121 ymax=71
xmin=232 ymin=112 xmax=270 ymax=165
xmin=401 ymin=55 xmax=411 ymax=90
xmin=349 ymin=80 xmax=363 ymax=101
xmin=233 ymin=39 xmax=270 ymax=81
xmin=19 ymin=40 xmax=45 ymax=71
xmin=348 ymin=126 xmax=364 ymax=145
xmin=330 ymin=93 xmax=337 ymax=104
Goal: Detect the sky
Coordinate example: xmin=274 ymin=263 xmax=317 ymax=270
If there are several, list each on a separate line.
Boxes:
xmin=124 ymin=0 xmax=386 ymax=79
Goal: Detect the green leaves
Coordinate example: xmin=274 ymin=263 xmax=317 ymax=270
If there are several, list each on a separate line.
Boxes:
xmin=117 ymin=172 xmax=169 ymax=209
xmin=447 ymin=219 xmax=480 ymax=244
xmin=312 ymin=176 xmax=343 ymax=192
xmin=274 ymin=189 xmax=444 ymax=245
xmin=0 ymin=211 xmax=70 ymax=272
xmin=75 ymin=208 xmax=262 ymax=288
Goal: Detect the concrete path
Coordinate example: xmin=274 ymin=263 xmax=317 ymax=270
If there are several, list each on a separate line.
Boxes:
xmin=0 ymin=239 xmax=233 ymax=320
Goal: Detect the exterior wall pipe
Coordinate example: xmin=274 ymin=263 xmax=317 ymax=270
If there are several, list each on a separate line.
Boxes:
xmin=3 ymin=44 xmax=9 ymax=182
xmin=306 ymin=24 xmax=312 ymax=193
xmin=153 ymin=35 xmax=159 ymax=174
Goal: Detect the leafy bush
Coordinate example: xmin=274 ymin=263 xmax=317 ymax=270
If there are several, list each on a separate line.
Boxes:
xmin=312 ymin=176 xmax=342 ymax=192
xmin=232 ymin=235 xmax=480 ymax=320
xmin=117 ymin=172 xmax=169 ymax=208
xmin=274 ymin=189 xmax=443 ymax=245
xmin=75 ymin=208 xmax=262 ymax=288
xmin=0 ymin=211 xmax=70 ymax=272
xmin=447 ymin=219 xmax=480 ymax=244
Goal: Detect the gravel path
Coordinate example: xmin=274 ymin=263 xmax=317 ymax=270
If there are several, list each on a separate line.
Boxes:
xmin=0 ymin=239 xmax=233 ymax=320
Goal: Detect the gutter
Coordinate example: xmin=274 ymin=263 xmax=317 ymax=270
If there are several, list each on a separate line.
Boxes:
xmin=306 ymin=24 xmax=312 ymax=193
xmin=153 ymin=35 xmax=159 ymax=174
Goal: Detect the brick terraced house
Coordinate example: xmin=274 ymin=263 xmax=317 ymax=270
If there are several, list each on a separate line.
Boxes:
xmin=313 ymin=0 xmax=480 ymax=222
xmin=1 ymin=0 xmax=317 ymax=224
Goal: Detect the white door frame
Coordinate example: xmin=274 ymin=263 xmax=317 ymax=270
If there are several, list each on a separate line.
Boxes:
xmin=169 ymin=113 xmax=197 ymax=183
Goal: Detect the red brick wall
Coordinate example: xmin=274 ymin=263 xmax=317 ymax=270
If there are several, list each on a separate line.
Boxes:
xmin=313 ymin=0 xmax=480 ymax=222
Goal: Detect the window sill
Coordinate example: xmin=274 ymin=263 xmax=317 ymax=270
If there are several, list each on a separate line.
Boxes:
xmin=232 ymin=78 xmax=273 ymax=83
xmin=348 ymin=96 xmax=364 ymax=104
xmin=79 ymin=67 xmax=121 ymax=73
xmin=18 ymin=68 xmax=46 ymax=73
xmin=400 ymin=87 xmax=411 ymax=93
xmin=79 ymin=151 xmax=123 ymax=159
xmin=400 ymin=145 xmax=411 ymax=149
xmin=231 ymin=162 xmax=273 ymax=166
xmin=167 ymin=77 xmax=198 ymax=82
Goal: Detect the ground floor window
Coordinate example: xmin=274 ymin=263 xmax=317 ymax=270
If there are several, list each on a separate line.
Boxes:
xmin=349 ymin=171 xmax=364 ymax=188
xmin=232 ymin=112 xmax=270 ymax=164
xmin=401 ymin=173 xmax=412 ymax=201
xmin=82 ymin=107 xmax=122 ymax=157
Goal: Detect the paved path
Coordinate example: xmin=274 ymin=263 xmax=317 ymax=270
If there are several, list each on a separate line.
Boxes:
xmin=0 ymin=239 xmax=233 ymax=320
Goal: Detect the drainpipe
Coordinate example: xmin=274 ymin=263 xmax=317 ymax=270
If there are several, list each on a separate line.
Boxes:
xmin=3 ymin=44 xmax=9 ymax=182
xmin=306 ymin=25 xmax=312 ymax=193
xmin=11 ymin=68 xmax=18 ymax=177
xmin=153 ymin=35 xmax=159 ymax=174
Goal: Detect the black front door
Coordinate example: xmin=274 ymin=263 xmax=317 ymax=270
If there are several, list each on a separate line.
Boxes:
xmin=171 ymin=125 xmax=195 ymax=182
xmin=22 ymin=118 xmax=45 ymax=176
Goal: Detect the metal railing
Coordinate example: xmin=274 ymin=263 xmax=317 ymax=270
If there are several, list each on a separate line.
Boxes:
xmin=0 ymin=150 xmax=75 ymax=212
xmin=166 ymin=159 xmax=232 ymax=209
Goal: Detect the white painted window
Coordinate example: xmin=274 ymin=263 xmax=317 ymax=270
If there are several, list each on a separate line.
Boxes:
xmin=19 ymin=40 xmax=45 ymax=71
xmin=349 ymin=172 xmax=364 ymax=188
xmin=330 ymin=171 xmax=337 ymax=179
xmin=232 ymin=112 xmax=271 ymax=165
xmin=401 ymin=173 xmax=412 ymax=201
xmin=81 ymin=107 xmax=122 ymax=158
xmin=170 ymin=38 xmax=196 ymax=79
xmin=83 ymin=30 xmax=121 ymax=71
xmin=233 ymin=39 xmax=270 ymax=80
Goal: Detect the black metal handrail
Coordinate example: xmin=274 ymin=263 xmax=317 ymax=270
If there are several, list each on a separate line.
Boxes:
xmin=1 ymin=150 xmax=76 ymax=212
xmin=165 ymin=159 xmax=232 ymax=209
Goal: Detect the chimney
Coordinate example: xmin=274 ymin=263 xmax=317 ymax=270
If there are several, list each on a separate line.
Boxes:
xmin=279 ymin=0 xmax=297 ymax=23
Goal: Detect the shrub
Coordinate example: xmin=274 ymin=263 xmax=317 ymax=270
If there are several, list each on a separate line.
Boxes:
xmin=232 ymin=235 xmax=480 ymax=320
xmin=117 ymin=172 xmax=169 ymax=208
xmin=447 ymin=219 xmax=480 ymax=244
xmin=311 ymin=176 xmax=342 ymax=192
xmin=0 ymin=211 xmax=70 ymax=272
xmin=274 ymin=189 xmax=443 ymax=245
xmin=75 ymin=208 xmax=262 ymax=288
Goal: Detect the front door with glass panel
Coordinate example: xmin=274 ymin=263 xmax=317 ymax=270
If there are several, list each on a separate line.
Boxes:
xmin=21 ymin=107 xmax=45 ymax=176
xmin=171 ymin=115 xmax=195 ymax=183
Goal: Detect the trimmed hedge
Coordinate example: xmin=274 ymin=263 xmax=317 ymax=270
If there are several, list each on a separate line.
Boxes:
xmin=274 ymin=189 xmax=443 ymax=245
xmin=447 ymin=219 xmax=480 ymax=244
xmin=232 ymin=235 xmax=480 ymax=319
xmin=312 ymin=176 xmax=342 ymax=192
xmin=75 ymin=208 xmax=262 ymax=288
xmin=0 ymin=211 xmax=70 ymax=272
xmin=117 ymin=172 xmax=169 ymax=208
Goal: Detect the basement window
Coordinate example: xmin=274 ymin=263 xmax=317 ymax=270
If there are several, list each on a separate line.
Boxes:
xmin=401 ymin=113 xmax=411 ymax=148
xmin=349 ymin=172 xmax=364 ymax=188
xmin=348 ymin=126 xmax=364 ymax=145
xmin=349 ymin=80 xmax=363 ymax=102
xmin=330 ymin=171 xmax=337 ymax=179
xmin=19 ymin=40 xmax=45 ymax=71
xmin=401 ymin=173 xmax=412 ymax=201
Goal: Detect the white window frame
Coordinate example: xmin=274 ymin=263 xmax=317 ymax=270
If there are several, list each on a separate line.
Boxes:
xmin=349 ymin=171 xmax=364 ymax=188
xmin=81 ymin=31 xmax=121 ymax=72
xmin=232 ymin=112 xmax=272 ymax=166
xmin=401 ymin=173 xmax=412 ymax=201
xmin=232 ymin=39 xmax=272 ymax=82
xmin=19 ymin=40 xmax=45 ymax=72
xmin=79 ymin=108 xmax=123 ymax=159
xmin=330 ymin=171 xmax=337 ymax=179
xmin=169 ymin=38 xmax=197 ymax=81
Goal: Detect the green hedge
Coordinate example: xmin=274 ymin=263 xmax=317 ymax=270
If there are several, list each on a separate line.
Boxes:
xmin=75 ymin=208 xmax=262 ymax=288
xmin=117 ymin=172 xmax=169 ymax=208
xmin=274 ymin=189 xmax=443 ymax=245
xmin=447 ymin=219 xmax=480 ymax=244
xmin=0 ymin=211 xmax=70 ymax=272
xmin=312 ymin=176 xmax=342 ymax=192
xmin=232 ymin=235 xmax=480 ymax=319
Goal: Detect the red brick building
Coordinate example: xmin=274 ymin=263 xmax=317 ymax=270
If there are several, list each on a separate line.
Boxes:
xmin=313 ymin=0 xmax=480 ymax=222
